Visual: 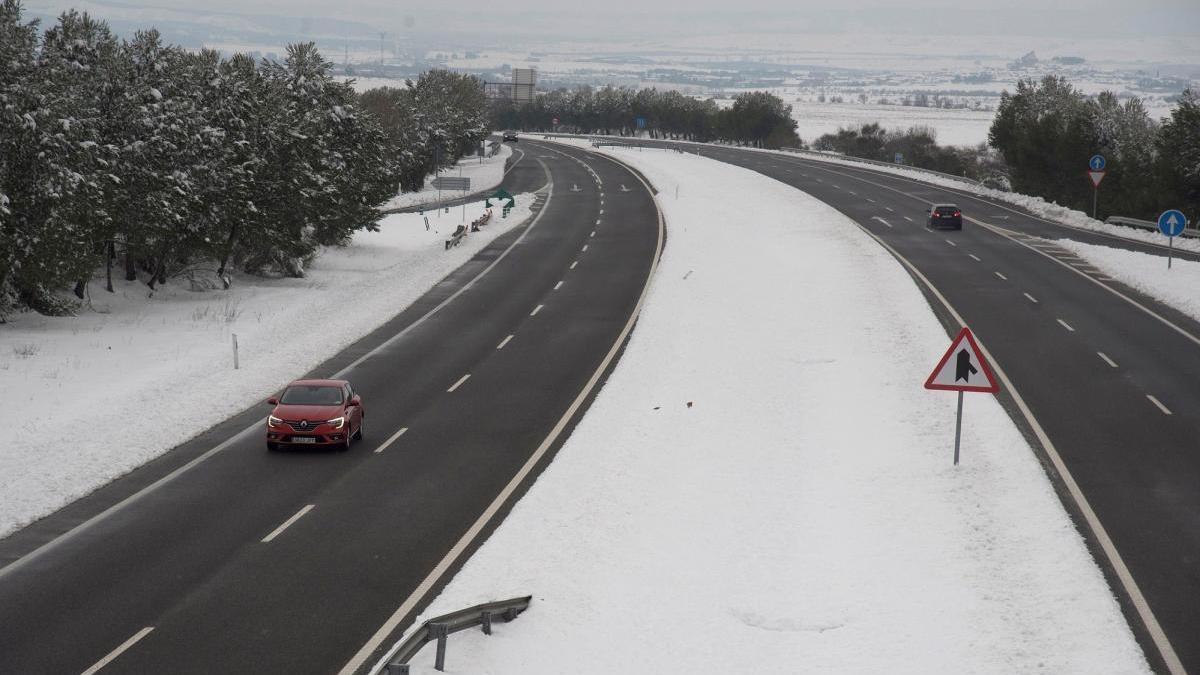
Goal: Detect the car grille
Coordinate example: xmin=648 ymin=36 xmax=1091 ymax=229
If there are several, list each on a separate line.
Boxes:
xmin=286 ymin=420 xmax=323 ymax=432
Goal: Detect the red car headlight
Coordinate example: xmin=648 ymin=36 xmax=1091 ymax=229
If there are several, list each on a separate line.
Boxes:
xmin=268 ymin=415 xmax=283 ymax=427
xmin=326 ymin=416 xmax=345 ymax=430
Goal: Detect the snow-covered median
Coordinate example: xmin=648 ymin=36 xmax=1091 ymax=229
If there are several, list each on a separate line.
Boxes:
xmin=0 ymin=196 xmax=534 ymax=538
xmin=383 ymin=144 xmax=513 ymax=211
xmin=386 ymin=148 xmax=1148 ymax=674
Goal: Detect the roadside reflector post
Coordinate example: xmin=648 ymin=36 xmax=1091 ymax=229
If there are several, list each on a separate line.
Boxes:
xmin=924 ymin=327 xmax=1000 ymax=466
xmin=232 ymin=333 xmax=239 ymax=370
xmin=481 ymin=610 xmax=493 ymax=635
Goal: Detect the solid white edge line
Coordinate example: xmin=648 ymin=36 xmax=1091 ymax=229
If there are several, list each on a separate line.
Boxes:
xmin=0 ymin=158 xmax=559 ymax=583
xmin=446 ymin=374 xmax=471 ymax=393
xmin=1024 ymin=292 xmax=1039 ymax=303
xmin=81 ymin=626 xmax=155 ymax=675
xmin=350 ymin=140 xmax=665 ymax=675
xmin=261 ymin=504 xmax=315 ymax=543
xmin=1057 ymin=318 xmax=1076 ymax=332
xmin=373 ymin=427 xmax=408 ymax=454
xmin=530 ymin=304 xmax=544 ymax=317
xmin=496 ymin=334 xmax=514 ymax=350
xmin=995 ymin=272 xmax=1008 ymax=280
xmin=1098 ymin=352 xmax=1118 ymax=368
xmin=840 ymin=205 xmax=1186 ymax=675
xmin=1147 ymin=395 xmax=1172 ymax=415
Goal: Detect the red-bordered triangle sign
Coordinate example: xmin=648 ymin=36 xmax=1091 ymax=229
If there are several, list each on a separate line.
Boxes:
xmin=924 ymin=327 xmax=999 ymax=393
xmin=1088 ymin=170 xmax=1106 ymax=188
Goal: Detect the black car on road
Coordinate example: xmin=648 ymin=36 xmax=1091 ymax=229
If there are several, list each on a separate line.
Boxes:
xmin=502 ymin=130 xmax=519 ymax=142
xmin=928 ymin=203 xmax=962 ymax=230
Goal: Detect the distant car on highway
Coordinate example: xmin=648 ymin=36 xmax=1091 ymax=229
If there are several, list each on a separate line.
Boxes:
xmin=266 ymin=379 xmax=363 ymax=451
xmin=928 ymin=203 xmax=963 ymax=230
xmin=502 ymin=130 xmax=519 ymax=142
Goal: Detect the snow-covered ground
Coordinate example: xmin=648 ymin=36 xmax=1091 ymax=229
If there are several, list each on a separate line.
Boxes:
xmin=382 ymin=143 xmax=514 ymax=212
xmin=789 ymin=101 xmax=995 ymax=147
xmin=0 ymin=195 xmax=534 ymax=538
xmin=1059 ymin=239 xmax=1200 ymax=323
xmin=382 ymin=147 xmax=1148 ymax=674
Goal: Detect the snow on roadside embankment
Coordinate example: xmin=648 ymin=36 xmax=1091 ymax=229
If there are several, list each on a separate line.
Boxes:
xmin=0 ymin=196 xmax=533 ymax=538
xmin=388 ymin=148 xmax=1149 ymax=674
xmin=383 ymin=143 xmax=513 ymax=211
xmin=1059 ymin=239 xmax=1200 ymax=321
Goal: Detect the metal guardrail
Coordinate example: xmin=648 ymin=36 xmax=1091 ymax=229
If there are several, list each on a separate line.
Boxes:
xmin=381 ymin=596 xmax=532 ymax=674
xmin=1106 ymin=215 xmax=1198 ymax=238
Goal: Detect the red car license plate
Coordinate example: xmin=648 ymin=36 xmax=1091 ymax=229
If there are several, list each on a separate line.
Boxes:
xmin=292 ymin=437 xmax=317 ymax=444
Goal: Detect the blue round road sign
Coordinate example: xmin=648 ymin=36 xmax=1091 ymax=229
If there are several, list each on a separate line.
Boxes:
xmin=1089 ymin=154 xmax=1106 ymax=171
xmin=1158 ymin=209 xmax=1187 ymax=237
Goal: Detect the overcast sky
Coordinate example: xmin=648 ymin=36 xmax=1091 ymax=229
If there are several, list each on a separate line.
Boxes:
xmin=23 ymin=0 xmax=1200 ymax=40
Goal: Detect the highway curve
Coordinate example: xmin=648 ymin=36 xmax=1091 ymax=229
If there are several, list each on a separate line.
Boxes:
xmin=584 ymin=137 xmax=1197 ymax=675
xmin=0 ymin=139 xmax=662 ymax=674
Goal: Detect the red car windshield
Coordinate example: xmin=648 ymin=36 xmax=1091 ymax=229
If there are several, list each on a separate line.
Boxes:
xmin=280 ymin=386 xmax=343 ymax=406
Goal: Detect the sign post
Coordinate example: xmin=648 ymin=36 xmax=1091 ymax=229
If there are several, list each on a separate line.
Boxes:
xmin=1158 ymin=209 xmax=1188 ymax=269
xmin=924 ymin=327 xmax=1000 ymax=465
xmin=1088 ymin=155 xmax=1106 ymax=219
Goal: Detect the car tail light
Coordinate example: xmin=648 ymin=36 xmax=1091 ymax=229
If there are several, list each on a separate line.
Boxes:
xmin=953 ymin=211 xmax=961 ymax=217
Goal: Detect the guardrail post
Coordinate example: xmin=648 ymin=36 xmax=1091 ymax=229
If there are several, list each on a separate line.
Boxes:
xmin=383 ymin=665 xmax=409 ymax=675
xmin=481 ymin=611 xmax=493 ymax=635
xmin=431 ymin=623 xmax=449 ymax=671
xmin=503 ymin=607 xmax=518 ymax=622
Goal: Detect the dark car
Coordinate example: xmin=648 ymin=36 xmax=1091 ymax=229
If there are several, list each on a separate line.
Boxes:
xmin=502 ymin=130 xmax=518 ymax=142
xmin=928 ymin=204 xmax=962 ymax=230
xmin=266 ymin=379 xmax=364 ymax=451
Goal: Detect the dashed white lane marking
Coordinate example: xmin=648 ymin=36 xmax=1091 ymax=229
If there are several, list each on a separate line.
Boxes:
xmin=903 ymin=216 xmax=913 ymax=222
xmin=82 ymin=626 xmax=155 ymax=675
xmin=945 ymin=239 xmax=957 ymax=247
xmin=832 ymin=184 xmax=840 ymax=189
xmin=262 ymin=504 xmax=315 ymax=543
xmin=447 ymin=373 xmax=471 ymax=392
xmin=530 ymin=304 xmax=544 ymax=316
xmin=1098 ymin=352 xmax=1118 ymax=368
xmin=373 ymin=427 xmax=409 ymax=454
xmin=581 ymin=244 xmax=589 ymax=252
xmin=590 ymin=231 xmax=595 ymax=237
xmin=1147 ymin=395 xmax=1172 ymax=415
xmin=496 ymin=334 xmax=514 ymax=350
xmin=1024 ymin=292 xmax=1039 ymax=303
xmin=867 ymin=198 xmax=876 ymax=203
xmin=995 ymin=272 xmax=1008 ymax=280
xmin=848 ymin=190 xmax=856 ymax=195
xmin=554 ymin=280 xmax=564 ymax=290
xmin=595 ymin=218 xmax=601 ymax=225
xmin=570 ymin=261 xmax=578 ymax=270
xmin=885 ymin=206 xmax=894 ymax=212
xmin=871 ymin=216 xmax=892 ymax=228
xmin=1057 ymin=318 xmax=1076 ymax=332
xmin=968 ymin=254 xmax=981 ymax=262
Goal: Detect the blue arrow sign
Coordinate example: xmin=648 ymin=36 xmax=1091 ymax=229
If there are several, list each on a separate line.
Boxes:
xmin=1089 ymin=154 xmax=1106 ymax=171
xmin=1158 ymin=209 xmax=1187 ymax=237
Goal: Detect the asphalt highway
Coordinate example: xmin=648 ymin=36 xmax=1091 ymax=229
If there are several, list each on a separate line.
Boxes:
xmin=0 ymin=140 xmax=662 ymax=674
xmin=596 ymin=138 xmax=1198 ymax=675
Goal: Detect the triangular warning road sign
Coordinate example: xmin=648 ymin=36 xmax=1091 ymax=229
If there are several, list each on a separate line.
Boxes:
xmin=1087 ymin=170 xmax=1106 ymax=188
xmin=924 ymin=327 xmax=999 ymax=393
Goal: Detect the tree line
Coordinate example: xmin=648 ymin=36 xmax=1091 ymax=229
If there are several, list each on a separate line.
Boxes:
xmin=492 ymin=86 xmax=800 ymax=148
xmin=988 ymin=76 xmax=1198 ymax=223
xmin=0 ymin=1 xmax=489 ymax=319
xmin=812 ymin=124 xmax=1007 ymax=188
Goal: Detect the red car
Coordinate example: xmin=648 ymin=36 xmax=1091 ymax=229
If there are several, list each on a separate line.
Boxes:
xmin=266 ymin=379 xmax=364 ymax=451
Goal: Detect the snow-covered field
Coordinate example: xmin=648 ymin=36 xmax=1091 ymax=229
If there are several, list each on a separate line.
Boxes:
xmin=383 ymin=143 xmax=514 ymax=211
xmin=0 ymin=195 xmax=534 ymax=538
xmin=789 ymin=101 xmax=995 ymax=147
xmin=382 ymin=147 xmax=1148 ymax=674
